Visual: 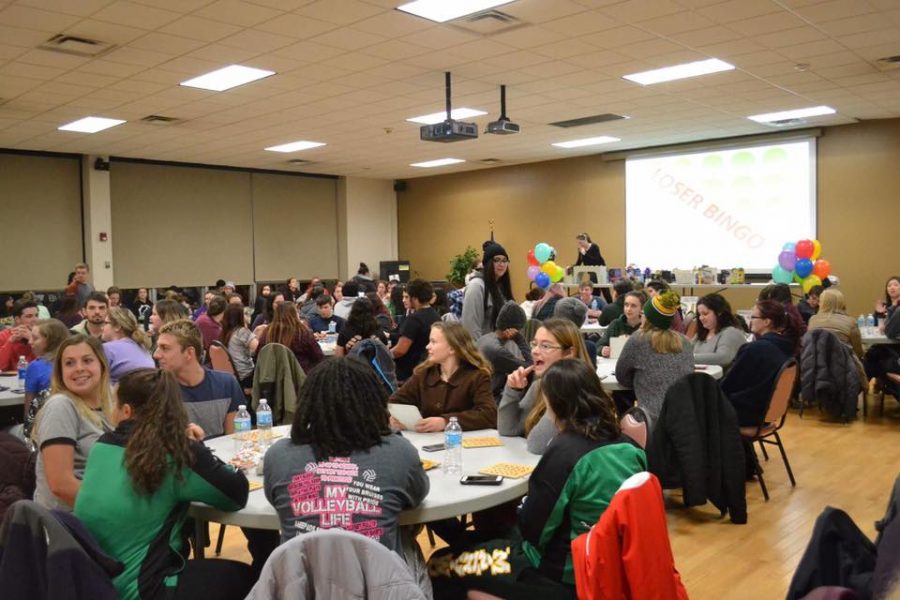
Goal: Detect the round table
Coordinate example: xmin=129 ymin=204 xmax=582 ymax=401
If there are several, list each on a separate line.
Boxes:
xmin=189 ymin=426 xmax=541 ymax=531
xmin=595 ymin=358 xmax=723 ymax=392
xmin=0 ymin=375 xmax=24 ymax=408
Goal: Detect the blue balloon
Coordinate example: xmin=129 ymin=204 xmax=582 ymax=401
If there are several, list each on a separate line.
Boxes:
xmin=795 ymin=258 xmax=813 ymax=279
xmin=535 ymin=272 xmax=551 ymax=289
xmin=534 ymin=243 xmax=552 ymax=264
xmin=782 ymin=242 xmax=796 ymax=253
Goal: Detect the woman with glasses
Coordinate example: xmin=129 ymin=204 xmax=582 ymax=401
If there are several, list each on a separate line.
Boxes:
xmin=390 ymin=321 xmax=496 ymax=432
xmin=721 ymin=299 xmax=801 ymax=427
xmin=461 ymin=240 xmax=514 ymax=340
xmin=499 ymin=318 xmax=593 ymax=454
xmin=101 ymin=307 xmax=155 ymax=384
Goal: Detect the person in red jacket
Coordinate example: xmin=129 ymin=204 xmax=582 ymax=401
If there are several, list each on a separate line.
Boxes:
xmin=0 ymin=299 xmax=38 ymax=371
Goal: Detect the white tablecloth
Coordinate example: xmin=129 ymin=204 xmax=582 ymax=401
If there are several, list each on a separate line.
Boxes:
xmin=0 ymin=375 xmax=24 ymax=408
xmin=595 ymin=358 xmax=723 ymax=391
xmin=189 ymin=426 xmax=540 ymax=530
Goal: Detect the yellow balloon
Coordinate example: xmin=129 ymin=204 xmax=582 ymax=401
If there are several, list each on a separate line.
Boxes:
xmin=551 ymin=266 xmax=565 ymax=283
xmin=541 ymin=260 xmax=557 ymax=276
xmin=802 ymin=274 xmax=822 ymax=295
xmin=811 ymin=239 xmax=822 ymax=261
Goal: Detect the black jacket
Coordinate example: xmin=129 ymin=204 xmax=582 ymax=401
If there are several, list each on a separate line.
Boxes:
xmin=800 ymin=329 xmax=861 ymax=419
xmin=721 ymin=332 xmax=795 ymax=427
xmin=647 ymin=372 xmax=747 ymax=524
xmin=0 ymin=433 xmax=35 ymax=524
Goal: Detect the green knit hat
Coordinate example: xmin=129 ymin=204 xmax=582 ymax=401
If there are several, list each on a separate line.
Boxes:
xmin=643 ymin=290 xmax=681 ymax=329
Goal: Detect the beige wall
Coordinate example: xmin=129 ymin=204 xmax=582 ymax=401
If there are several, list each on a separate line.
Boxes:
xmin=337 ymin=176 xmax=398 ymax=280
xmin=398 ymin=119 xmax=900 ymax=316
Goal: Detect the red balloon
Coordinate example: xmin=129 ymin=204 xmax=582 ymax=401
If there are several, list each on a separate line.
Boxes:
xmin=527 ymin=249 xmax=539 ymax=267
xmin=795 ymin=239 xmax=814 ymax=259
xmin=812 ymin=259 xmax=831 ymax=280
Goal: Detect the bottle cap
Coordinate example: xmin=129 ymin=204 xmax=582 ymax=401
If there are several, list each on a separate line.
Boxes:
xmin=259 ymin=398 xmax=268 ymax=405
xmin=238 ymin=404 xmax=246 ymax=410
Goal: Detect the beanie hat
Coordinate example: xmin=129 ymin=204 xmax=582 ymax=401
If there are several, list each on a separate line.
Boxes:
xmin=553 ymin=297 xmax=587 ymax=327
xmin=495 ymin=301 xmax=526 ymax=331
xmin=482 ymin=240 xmax=509 ymax=265
xmin=643 ymin=291 xmax=681 ymax=330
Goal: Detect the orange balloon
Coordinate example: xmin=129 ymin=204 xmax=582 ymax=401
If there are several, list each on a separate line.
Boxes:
xmin=812 ymin=259 xmax=831 ymax=280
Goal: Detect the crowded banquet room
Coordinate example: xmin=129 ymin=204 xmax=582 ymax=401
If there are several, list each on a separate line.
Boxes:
xmin=2 ymin=0 xmax=900 ymax=598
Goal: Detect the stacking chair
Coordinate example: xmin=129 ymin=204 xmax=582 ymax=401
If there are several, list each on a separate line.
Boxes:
xmin=740 ymin=358 xmax=799 ymax=501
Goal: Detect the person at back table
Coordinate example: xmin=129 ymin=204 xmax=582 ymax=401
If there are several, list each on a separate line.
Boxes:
xmin=0 ymin=298 xmax=38 ymax=370
xmin=153 ymin=319 xmax=239 ymax=438
xmin=306 ymin=294 xmax=345 ymax=335
xmin=256 ymin=302 xmax=324 ymax=375
xmin=195 ymin=293 xmax=226 ymax=361
xmin=390 ymin=321 xmax=497 ymax=432
xmin=461 ymin=241 xmax=514 ymax=340
xmin=352 ymin=262 xmax=377 ymax=294
xmin=808 ymin=288 xmax=864 ymax=360
xmin=599 ymin=280 xmax=634 ymax=326
xmin=646 ymin=280 xmax=686 ymax=333
xmin=131 ymin=288 xmax=153 ymax=331
xmin=758 ymin=283 xmax=807 ymax=340
xmin=477 ymin=301 xmax=532 ymax=402
xmin=333 ymin=280 xmax=360 ymax=320
xmin=69 ymin=291 xmax=108 ymax=339
xmin=74 ymin=369 xmax=252 ymax=600
xmin=335 ymin=296 xmax=388 ymax=357
xmin=615 ymin=291 xmax=694 ymax=420
xmin=797 ymin=285 xmax=823 ymax=324
xmin=221 ymin=304 xmax=258 ymax=389
xmin=691 ymin=293 xmax=749 ymax=369
xmin=64 ymin=262 xmax=94 ymax=309
xmin=101 ymin=307 xmax=155 ymax=384
xmin=599 ymin=291 xmax=645 ymax=358
xmin=577 ymin=282 xmax=606 ymax=321
xmin=23 ymin=319 xmax=70 ymax=438
xmin=391 ymin=278 xmax=440 ymax=382
xmin=720 ymin=299 xmax=801 ymax=427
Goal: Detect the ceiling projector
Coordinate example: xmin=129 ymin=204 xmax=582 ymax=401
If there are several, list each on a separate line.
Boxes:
xmin=420 ymin=119 xmax=478 ymax=142
xmin=485 ymin=85 xmax=520 ymax=135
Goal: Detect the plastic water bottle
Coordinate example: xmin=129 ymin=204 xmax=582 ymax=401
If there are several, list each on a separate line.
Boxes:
xmin=234 ymin=405 xmax=252 ymax=452
xmin=866 ymin=313 xmax=875 ymax=334
xmin=17 ymin=356 xmax=27 ymax=389
xmin=327 ymin=320 xmax=337 ymax=333
xmin=858 ymin=315 xmax=866 ymax=331
xmin=256 ymin=399 xmax=273 ymax=449
xmin=443 ymin=417 xmax=463 ymax=476
xmin=591 ymin=299 xmax=599 ymax=311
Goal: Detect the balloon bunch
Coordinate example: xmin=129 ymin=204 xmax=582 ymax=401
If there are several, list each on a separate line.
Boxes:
xmin=526 ymin=242 xmax=564 ymax=289
xmin=772 ymin=239 xmax=832 ymax=294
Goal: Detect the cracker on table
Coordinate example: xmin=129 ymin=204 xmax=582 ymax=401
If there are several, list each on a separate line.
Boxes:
xmin=479 ymin=462 xmax=534 ymax=479
xmin=248 ymin=481 xmax=264 ymax=492
xmin=420 ymin=458 xmax=440 ymax=471
xmin=462 ymin=436 xmax=504 ymax=448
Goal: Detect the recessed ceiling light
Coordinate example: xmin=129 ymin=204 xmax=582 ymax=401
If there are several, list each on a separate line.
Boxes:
xmin=747 ymin=105 xmax=836 ymax=123
xmin=58 ymin=116 xmax=126 ymax=133
xmin=406 ymin=108 xmax=487 ymax=125
xmin=180 ymin=65 xmax=275 ymax=92
xmin=264 ymin=140 xmax=326 ymax=153
xmin=552 ymin=136 xmax=620 ymax=149
xmin=410 ymin=158 xmax=465 ymax=168
xmin=396 ymin=0 xmax=516 ymax=23
xmin=623 ymin=58 xmax=734 ymax=86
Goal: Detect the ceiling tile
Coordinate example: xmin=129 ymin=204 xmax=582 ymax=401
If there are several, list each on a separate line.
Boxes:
xmin=92 ymin=1 xmax=182 ymax=29
xmin=312 ymin=26 xmax=385 ymax=51
xmin=158 ymin=15 xmax=242 ymax=42
xmin=295 ymin=0 xmax=384 ymax=26
xmin=193 ymin=0 xmax=282 ymax=27
xmin=0 ymin=4 xmax=82 ymax=31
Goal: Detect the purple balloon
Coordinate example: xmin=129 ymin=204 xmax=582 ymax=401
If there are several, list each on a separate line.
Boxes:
xmin=795 ymin=258 xmax=813 ymax=279
xmin=778 ymin=250 xmax=796 ymax=271
xmin=527 ymin=265 xmax=541 ymax=281
xmin=535 ymin=272 xmax=551 ymax=289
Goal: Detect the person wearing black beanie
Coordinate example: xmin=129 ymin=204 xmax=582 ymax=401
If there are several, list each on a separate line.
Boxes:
xmin=461 ymin=240 xmax=514 ymax=340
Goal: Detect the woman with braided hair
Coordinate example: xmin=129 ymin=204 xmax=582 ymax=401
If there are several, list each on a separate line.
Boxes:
xmin=74 ymin=368 xmax=252 ymax=600
xmin=263 ymin=357 xmax=429 ymax=564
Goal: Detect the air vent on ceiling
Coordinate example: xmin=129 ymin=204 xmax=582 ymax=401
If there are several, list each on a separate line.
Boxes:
xmin=874 ymin=54 xmax=900 ymax=72
xmin=450 ymin=10 xmax=526 ymax=35
xmin=286 ymin=159 xmax=312 ymax=165
xmin=38 ymin=34 xmax=116 ymax=58
xmin=140 ymin=115 xmax=181 ymax=125
xmin=766 ymin=118 xmax=806 ymax=128
xmin=549 ymin=113 xmax=628 ymax=128
xmin=479 ymin=158 xmax=502 ymax=164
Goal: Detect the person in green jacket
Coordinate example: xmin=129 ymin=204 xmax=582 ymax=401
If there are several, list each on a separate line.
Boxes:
xmin=74 ymin=368 xmax=252 ymax=600
xmin=428 ymin=359 xmax=646 ymax=600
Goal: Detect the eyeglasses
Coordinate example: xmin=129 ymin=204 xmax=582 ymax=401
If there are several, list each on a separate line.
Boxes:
xmin=492 ymin=257 xmax=509 ymax=264
xmin=749 ymin=315 xmax=764 ymax=320
xmin=529 ymin=341 xmax=563 ymax=352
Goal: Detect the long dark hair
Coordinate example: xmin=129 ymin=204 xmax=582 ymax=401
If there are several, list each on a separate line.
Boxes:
xmin=696 ymin=293 xmax=745 ymax=341
xmin=389 ymin=284 xmax=406 ymax=317
xmin=756 ymin=299 xmax=801 ymax=348
xmin=262 ymin=292 xmax=284 ymax=324
xmin=541 ymin=359 xmax=619 ymax=441
xmin=345 ymin=297 xmax=381 ymax=339
xmin=291 ymin=358 xmax=392 ymax=460
xmin=220 ymin=304 xmax=247 ymax=346
xmin=117 ymin=369 xmax=193 ymax=495
xmin=267 ymin=301 xmax=306 ymax=347
xmin=483 ymin=256 xmax=514 ymax=329
xmin=365 ymin=292 xmax=394 ymax=329
xmin=885 ymin=275 xmax=900 ymax=306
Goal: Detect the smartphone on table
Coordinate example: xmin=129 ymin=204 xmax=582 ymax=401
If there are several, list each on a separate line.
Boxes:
xmin=460 ymin=475 xmax=504 ymax=485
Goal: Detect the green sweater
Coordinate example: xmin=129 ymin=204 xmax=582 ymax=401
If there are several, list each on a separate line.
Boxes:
xmin=518 ymin=432 xmax=647 ymax=584
xmin=74 ymin=421 xmax=249 ymax=600
xmin=599 ymin=314 xmax=641 ymax=347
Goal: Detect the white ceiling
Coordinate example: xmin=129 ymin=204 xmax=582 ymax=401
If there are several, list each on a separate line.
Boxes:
xmin=1 ymin=0 xmax=899 ymax=179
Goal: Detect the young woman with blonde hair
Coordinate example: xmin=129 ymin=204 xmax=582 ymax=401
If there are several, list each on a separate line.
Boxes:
xmin=808 ymin=288 xmax=864 ymax=359
xmin=615 ymin=291 xmax=694 ymax=419
xmin=32 ymin=334 xmax=113 ymax=511
xmin=499 ymin=318 xmax=594 ymax=454
xmin=390 ymin=321 xmax=497 ymax=432
xmin=102 ymin=306 xmax=155 ymax=384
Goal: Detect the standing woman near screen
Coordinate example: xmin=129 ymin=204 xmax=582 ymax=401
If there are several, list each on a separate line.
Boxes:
xmin=461 ymin=241 xmax=514 ymax=340
xmin=574 ymin=233 xmax=606 ymax=269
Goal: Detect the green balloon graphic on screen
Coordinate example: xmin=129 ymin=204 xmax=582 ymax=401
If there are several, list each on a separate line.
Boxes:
xmin=703 ymin=155 xmax=724 ymax=169
xmin=732 ymin=151 xmax=755 ymax=168
xmin=764 ymin=147 xmax=788 ymax=163
xmin=732 ymin=176 xmax=754 ymax=190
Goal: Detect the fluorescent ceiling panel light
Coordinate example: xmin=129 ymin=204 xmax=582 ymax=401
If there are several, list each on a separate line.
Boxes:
xmin=264 ymin=140 xmax=326 ymax=153
xmin=552 ymin=136 xmax=620 ymax=149
xmin=406 ymin=108 xmax=487 ymax=124
xmin=58 ymin=116 xmax=126 ymax=133
xmin=623 ymin=58 xmax=734 ymax=85
xmin=747 ymin=105 xmax=836 ymax=123
xmin=180 ymin=65 xmax=275 ymax=92
xmin=410 ymin=158 xmax=465 ymax=168
xmin=396 ymin=0 xmax=516 ymax=23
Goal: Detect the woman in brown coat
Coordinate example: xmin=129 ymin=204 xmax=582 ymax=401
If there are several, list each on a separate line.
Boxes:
xmin=390 ymin=321 xmax=496 ymax=431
